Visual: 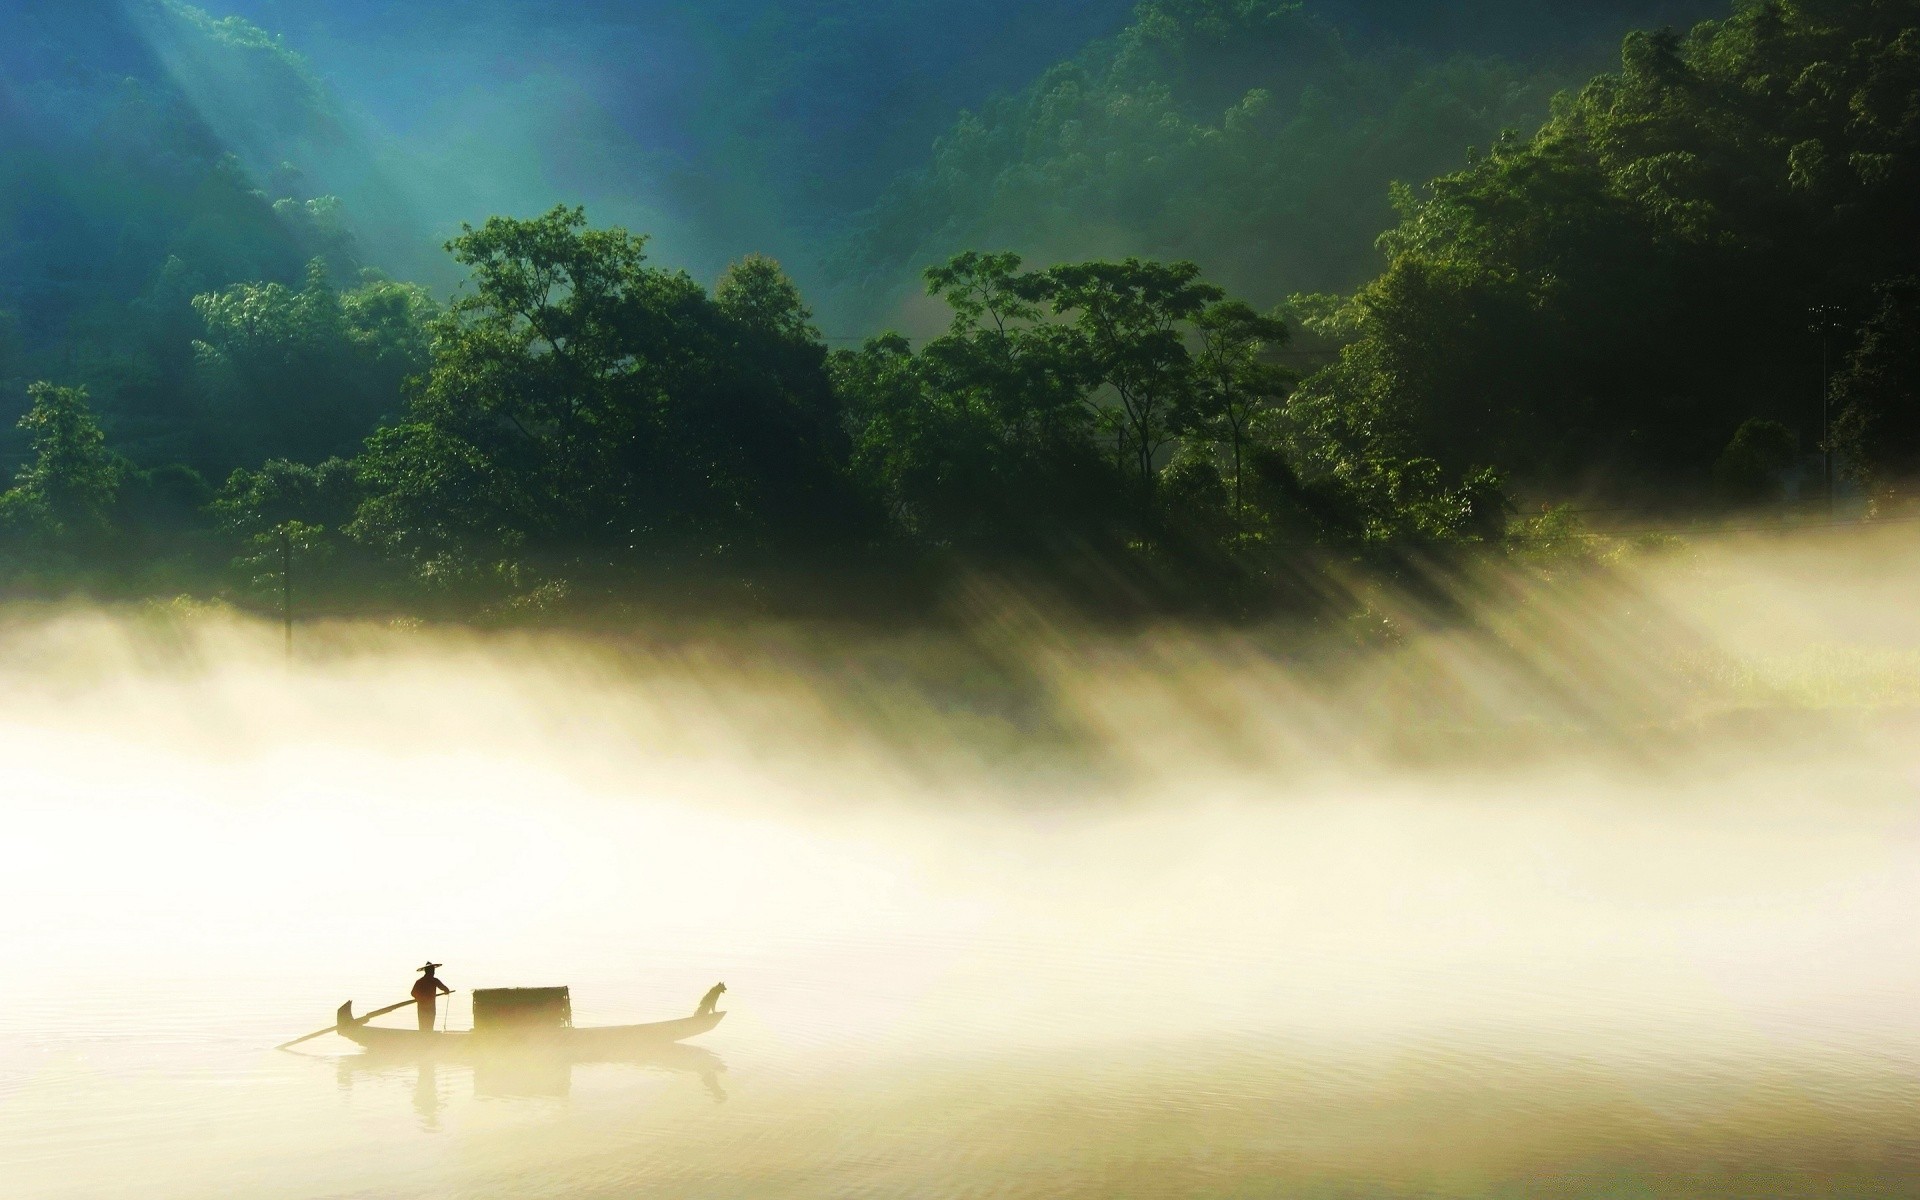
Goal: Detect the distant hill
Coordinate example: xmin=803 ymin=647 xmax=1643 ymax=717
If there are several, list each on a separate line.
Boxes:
xmin=831 ymin=0 xmax=1729 ymax=324
xmin=0 ymin=0 xmax=1738 ymax=462
xmin=0 ymin=1 xmax=420 ymax=461
xmin=193 ymin=1 xmax=1723 ymax=297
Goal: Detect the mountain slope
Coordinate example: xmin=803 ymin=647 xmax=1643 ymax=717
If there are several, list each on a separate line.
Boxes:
xmin=0 ymin=1 xmax=414 ymax=462
xmin=826 ymin=1 xmax=1731 ymax=326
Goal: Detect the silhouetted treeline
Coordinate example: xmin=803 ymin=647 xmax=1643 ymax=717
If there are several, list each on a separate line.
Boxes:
xmin=0 ymin=206 xmax=1505 ymax=618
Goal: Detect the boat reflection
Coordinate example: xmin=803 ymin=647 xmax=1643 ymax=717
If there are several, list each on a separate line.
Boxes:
xmin=332 ymin=1039 xmax=729 ymax=1112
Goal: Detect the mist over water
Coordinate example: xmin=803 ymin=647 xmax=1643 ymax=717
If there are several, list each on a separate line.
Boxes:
xmin=3 ymin=530 xmax=1918 ymax=1198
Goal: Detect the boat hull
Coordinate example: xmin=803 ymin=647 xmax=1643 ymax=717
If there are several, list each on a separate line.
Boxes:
xmin=334 ymin=1004 xmax=724 ymax=1060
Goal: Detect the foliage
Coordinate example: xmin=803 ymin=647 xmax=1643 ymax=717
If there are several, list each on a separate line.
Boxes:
xmin=1289 ymin=0 xmax=1920 ymax=502
xmin=232 ymin=518 xmax=331 ymax=601
xmin=1043 ymin=259 xmax=1223 ymax=505
xmin=1180 ymin=300 xmax=1295 ymax=523
xmin=345 ymin=208 xmax=865 ymax=594
xmin=0 ymin=383 xmax=124 ymax=545
xmin=212 ymin=457 xmax=363 ymax=539
xmin=839 ymin=253 xmax=1109 ymax=554
xmin=0 ymin=1 xmax=393 ymax=476
xmin=837 ymin=0 xmax=1568 ymax=315
xmin=839 ymin=246 xmax=1505 ymax=585
xmin=40 ymin=2 xmax=1891 ymax=615
xmin=1833 ymin=276 xmax=1920 ymax=499
xmin=1714 ymin=417 xmax=1799 ymax=504
xmin=190 ymin=261 xmax=435 ymax=465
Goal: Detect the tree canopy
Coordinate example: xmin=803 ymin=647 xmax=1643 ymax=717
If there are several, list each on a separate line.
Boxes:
xmin=7 ymin=0 xmax=1920 ymax=621
xmin=1287 ymin=0 xmax=1920 ymax=507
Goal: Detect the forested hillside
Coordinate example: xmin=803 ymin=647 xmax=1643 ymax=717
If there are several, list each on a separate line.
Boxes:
xmin=834 ymin=0 xmax=1724 ymax=317
xmin=2 ymin=0 xmax=1916 ymax=624
xmin=0 ymin=0 xmax=422 ymax=477
xmin=200 ymin=0 xmax=1145 ymax=285
xmin=193 ymin=0 xmax=1721 ymax=308
xmin=1288 ymin=0 xmax=1920 ymax=505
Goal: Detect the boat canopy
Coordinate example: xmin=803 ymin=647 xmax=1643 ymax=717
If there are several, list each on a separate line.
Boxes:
xmin=473 ymin=987 xmax=572 ymax=1030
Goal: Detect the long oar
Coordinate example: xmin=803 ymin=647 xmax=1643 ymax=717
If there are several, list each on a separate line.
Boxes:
xmin=275 ymin=992 xmax=458 ymax=1051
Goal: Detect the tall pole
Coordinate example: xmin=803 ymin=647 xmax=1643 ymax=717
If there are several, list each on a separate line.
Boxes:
xmin=281 ymin=524 xmax=293 ymax=663
xmin=1807 ymin=305 xmax=1844 ymax=518
xmin=1821 ymin=333 xmax=1833 ymax=518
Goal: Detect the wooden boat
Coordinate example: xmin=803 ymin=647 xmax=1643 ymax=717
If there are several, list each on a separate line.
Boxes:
xmin=333 ymin=998 xmax=724 ymax=1059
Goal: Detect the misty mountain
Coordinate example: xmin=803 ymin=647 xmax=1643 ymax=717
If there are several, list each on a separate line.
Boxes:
xmin=5 ymin=0 xmax=1918 ymax=624
xmin=187 ymin=1 xmax=1726 ymax=292
xmin=1313 ymin=0 xmax=1730 ymax=53
xmin=831 ymin=0 xmax=1730 ymax=323
xmin=1 ymin=0 xmax=1733 ymax=347
xmin=0 ymin=0 xmax=432 ymax=465
xmin=0 ymin=0 xmax=1734 ymax=460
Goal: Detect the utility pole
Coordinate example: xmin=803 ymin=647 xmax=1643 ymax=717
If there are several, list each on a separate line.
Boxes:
xmin=1806 ymin=305 xmax=1846 ymax=518
xmin=281 ymin=524 xmax=293 ymax=663
xmin=1821 ymin=329 xmax=1832 ymax=518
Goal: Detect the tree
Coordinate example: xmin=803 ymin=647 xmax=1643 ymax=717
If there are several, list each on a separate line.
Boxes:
xmin=715 ymin=253 xmax=819 ymax=342
xmin=1183 ymin=299 xmax=1295 ymax=525
xmin=1280 ymin=0 xmax=1920 ymax=502
xmin=212 ymin=457 xmax=363 ymax=541
xmin=0 ymin=382 xmax=123 ymax=544
xmin=1713 ymin=418 xmax=1799 ymax=506
xmin=209 ymin=457 xmax=364 ymax=604
xmin=233 ymin=519 xmax=331 ymax=614
xmin=920 ymin=252 xmax=1091 ymax=459
xmin=838 ymin=0 xmax=1562 ymax=320
xmin=1834 ymin=277 xmax=1920 ymax=502
xmin=349 ymin=207 xmax=864 ymax=593
xmin=1040 ymin=258 xmax=1222 ymax=510
xmin=839 ymin=254 xmax=1110 ymax=554
xmin=191 ymin=260 xmax=434 ymax=467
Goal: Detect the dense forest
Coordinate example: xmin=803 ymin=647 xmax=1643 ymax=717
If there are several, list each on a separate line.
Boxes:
xmin=833 ymin=0 xmax=1720 ymax=315
xmin=1 ymin=0 xmax=1916 ymax=622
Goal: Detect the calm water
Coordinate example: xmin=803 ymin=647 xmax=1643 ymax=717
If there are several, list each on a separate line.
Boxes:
xmin=2 ymin=558 xmax=1918 ymax=1197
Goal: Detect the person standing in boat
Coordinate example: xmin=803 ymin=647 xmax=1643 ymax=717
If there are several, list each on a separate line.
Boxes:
xmin=412 ymin=962 xmax=451 ymax=1032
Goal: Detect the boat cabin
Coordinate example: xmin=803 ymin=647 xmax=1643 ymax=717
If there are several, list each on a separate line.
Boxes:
xmin=472 ymin=986 xmax=572 ymax=1031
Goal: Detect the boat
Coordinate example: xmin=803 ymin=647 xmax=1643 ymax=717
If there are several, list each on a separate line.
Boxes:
xmin=332 ymin=985 xmax=725 ymax=1060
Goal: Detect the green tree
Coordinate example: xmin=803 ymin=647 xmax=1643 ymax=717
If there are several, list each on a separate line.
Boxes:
xmin=1285 ymin=0 xmax=1920 ymax=501
xmin=840 ymin=253 xmax=1108 ymax=553
xmin=350 ymin=207 xmax=863 ymax=593
xmin=212 ymin=457 xmax=363 ymax=541
xmin=715 ymin=253 xmax=820 ymax=341
xmin=839 ymin=0 xmax=1563 ymax=318
xmin=1183 ymin=299 xmax=1295 ymax=524
xmin=0 ymin=382 xmax=123 ymax=543
xmin=1041 ymin=258 xmax=1222 ymax=508
xmin=920 ymin=252 xmax=1090 ymax=465
xmin=1713 ymin=418 xmax=1799 ymax=506
xmin=233 ymin=518 xmax=331 ymax=610
xmin=1834 ymin=277 xmax=1920 ymax=502
xmin=191 ymin=260 xmax=434 ymax=467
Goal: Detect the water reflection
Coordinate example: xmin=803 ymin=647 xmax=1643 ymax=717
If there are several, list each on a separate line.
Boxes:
xmin=330 ymin=1041 xmax=729 ymax=1115
xmin=413 ymin=1060 xmax=440 ymax=1130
